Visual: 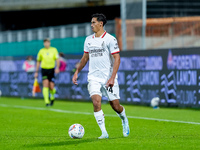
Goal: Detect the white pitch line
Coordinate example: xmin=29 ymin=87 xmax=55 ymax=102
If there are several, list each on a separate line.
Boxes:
xmin=0 ymin=104 xmax=200 ymax=125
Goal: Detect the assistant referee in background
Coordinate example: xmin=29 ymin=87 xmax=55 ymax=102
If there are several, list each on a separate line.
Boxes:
xmin=34 ymin=38 xmax=60 ymax=106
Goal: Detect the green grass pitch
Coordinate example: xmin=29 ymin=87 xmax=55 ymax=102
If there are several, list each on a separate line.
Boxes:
xmin=0 ymin=97 xmax=200 ymax=150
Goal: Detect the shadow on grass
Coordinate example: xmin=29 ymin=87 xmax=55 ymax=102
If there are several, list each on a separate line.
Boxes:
xmin=25 ymin=137 xmax=119 ymax=148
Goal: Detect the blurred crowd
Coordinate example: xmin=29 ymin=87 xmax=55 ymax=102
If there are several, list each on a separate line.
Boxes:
xmin=22 ymin=52 xmax=68 ymax=73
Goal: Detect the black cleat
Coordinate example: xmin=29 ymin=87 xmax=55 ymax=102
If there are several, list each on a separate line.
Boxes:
xmin=50 ymin=100 xmax=55 ymax=106
xmin=46 ymin=104 xmax=51 ymax=107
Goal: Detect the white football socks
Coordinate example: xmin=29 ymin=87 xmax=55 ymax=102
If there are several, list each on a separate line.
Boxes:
xmin=117 ymin=106 xmax=128 ymax=122
xmin=94 ymin=109 xmax=107 ymax=134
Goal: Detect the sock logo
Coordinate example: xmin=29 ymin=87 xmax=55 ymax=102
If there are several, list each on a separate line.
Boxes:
xmin=98 ymin=119 xmax=103 ymax=125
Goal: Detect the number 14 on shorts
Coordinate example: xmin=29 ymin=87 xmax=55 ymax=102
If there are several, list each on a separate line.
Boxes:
xmin=106 ymin=86 xmax=113 ymax=93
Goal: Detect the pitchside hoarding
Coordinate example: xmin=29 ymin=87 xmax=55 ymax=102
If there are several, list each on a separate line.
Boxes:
xmin=0 ymin=47 xmax=200 ymax=108
xmin=119 ymin=48 xmax=200 ymax=108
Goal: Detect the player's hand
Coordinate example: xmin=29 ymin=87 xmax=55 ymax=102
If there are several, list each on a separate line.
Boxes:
xmin=34 ymin=72 xmax=38 ymax=78
xmin=106 ymin=77 xmax=115 ymax=88
xmin=72 ymin=72 xmax=78 ymax=85
xmin=55 ymin=68 xmax=59 ymax=74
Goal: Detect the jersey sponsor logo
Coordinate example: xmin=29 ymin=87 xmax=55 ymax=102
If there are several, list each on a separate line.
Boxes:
xmin=89 ymin=47 xmax=105 ymax=57
xmin=89 ymin=48 xmax=104 ymax=53
xmin=91 ymin=53 xmax=103 ymax=57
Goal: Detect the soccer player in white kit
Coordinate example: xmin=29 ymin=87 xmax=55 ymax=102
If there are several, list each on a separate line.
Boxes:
xmin=72 ymin=13 xmax=130 ymax=139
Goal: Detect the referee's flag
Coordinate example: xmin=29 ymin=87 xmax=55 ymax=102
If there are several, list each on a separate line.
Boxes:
xmin=32 ymin=78 xmax=41 ymax=97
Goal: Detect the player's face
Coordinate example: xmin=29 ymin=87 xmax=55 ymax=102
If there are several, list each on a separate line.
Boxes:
xmin=91 ymin=17 xmax=103 ymax=33
xmin=28 ymin=57 xmax=32 ymax=61
xmin=44 ymin=41 xmax=50 ymax=48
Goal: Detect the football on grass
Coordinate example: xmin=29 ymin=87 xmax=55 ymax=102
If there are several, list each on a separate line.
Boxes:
xmin=151 ymin=97 xmax=160 ymax=107
xmin=68 ymin=124 xmax=85 ymax=139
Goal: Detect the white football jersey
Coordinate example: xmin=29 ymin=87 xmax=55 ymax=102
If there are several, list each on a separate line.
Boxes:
xmin=84 ymin=31 xmax=120 ymax=83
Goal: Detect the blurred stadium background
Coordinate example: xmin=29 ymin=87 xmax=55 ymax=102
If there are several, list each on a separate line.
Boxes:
xmin=0 ymin=0 xmax=200 ymax=108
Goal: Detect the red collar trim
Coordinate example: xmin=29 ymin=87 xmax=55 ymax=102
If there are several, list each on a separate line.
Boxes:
xmin=92 ymin=31 xmax=107 ymax=38
xmin=101 ymin=31 xmax=106 ymax=38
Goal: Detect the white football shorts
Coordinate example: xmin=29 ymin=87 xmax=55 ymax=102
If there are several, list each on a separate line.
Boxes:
xmin=87 ymin=79 xmax=120 ymax=101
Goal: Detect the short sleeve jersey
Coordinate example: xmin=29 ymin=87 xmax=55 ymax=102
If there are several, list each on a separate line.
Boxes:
xmin=84 ymin=32 xmax=120 ymax=83
xmin=37 ymin=47 xmax=59 ymax=69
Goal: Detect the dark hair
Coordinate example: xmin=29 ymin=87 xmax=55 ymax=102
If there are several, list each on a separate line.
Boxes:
xmin=26 ymin=56 xmax=33 ymax=60
xmin=43 ymin=38 xmax=50 ymax=42
xmin=59 ymin=52 xmax=65 ymax=58
xmin=92 ymin=13 xmax=107 ymax=26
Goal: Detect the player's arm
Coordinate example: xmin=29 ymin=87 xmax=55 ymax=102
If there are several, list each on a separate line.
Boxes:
xmin=34 ymin=50 xmax=41 ymax=78
xmin=34 ymin=61 xmax=41 ymax=78
xmin=106 ymin=53 xmax=120 ymax=87
xmin=55 ymin=59 xmax=60 ymax=74
xmin=72 ymin=52 xmax=89 ymax=85
xmin=55 ymin=49 xmax=60 ymax=74
xmin=76 ymin=52 xmax=89 ymax=74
